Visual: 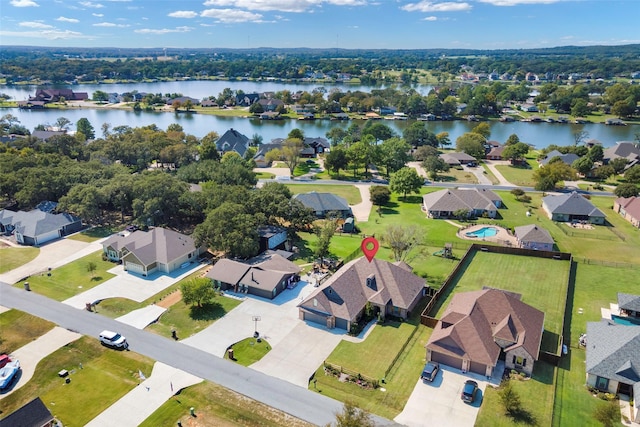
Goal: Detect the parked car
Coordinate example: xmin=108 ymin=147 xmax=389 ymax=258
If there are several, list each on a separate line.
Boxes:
xmin=0 ymin=358 xmax=20 ymax=390
xmin=99 ymin=330 xmax=128 ymax=349
xmin=461 ymin=379 xmax=478 ymax=403
xmin=421 ymin=361 xmax=439 ymax=382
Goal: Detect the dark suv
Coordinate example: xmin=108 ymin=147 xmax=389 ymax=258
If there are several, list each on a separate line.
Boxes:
xmin=461 ymin=380 xmax=478 ymax=403
xmin=420 ymin=361 xmax=440 ymax=382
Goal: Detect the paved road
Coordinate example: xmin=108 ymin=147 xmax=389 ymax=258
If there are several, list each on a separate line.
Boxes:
xmin=0 ymin=284 xmax=400 ymax=427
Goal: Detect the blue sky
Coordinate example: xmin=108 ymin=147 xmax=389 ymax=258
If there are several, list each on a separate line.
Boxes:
xmin=1 ymin=0 xmax=638 ymax=50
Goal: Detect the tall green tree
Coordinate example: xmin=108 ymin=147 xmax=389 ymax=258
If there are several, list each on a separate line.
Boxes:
xmin=403 ymin=122 xmax=438 ymax=148
xmin=181 ymin=278 xmax=216 ymax=308
xmin=389 ymin=167 xmax=423 ymax=200
xmin=456 ymin=132 xmax=486 ymax=159
xmin=76 ymin=118 xmax=95 ymax=140
xmin=379 ymin=137 xmax=411 ymax=176
xmin=533 ymin=161 xmax=576 ymax=191
xmin=324 ymin=146 xmax=349 ymax=176
xmin=422 ymin=155 xmax=449 ymax=180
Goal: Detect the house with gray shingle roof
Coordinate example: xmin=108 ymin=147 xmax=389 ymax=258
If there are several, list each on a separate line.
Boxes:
xmin=205 ymin=252 xmax=301 ymax=300
xmin=216 ymin=128 xmax=251 ymax=158
xmin=586 ymin=320 xmax=640 ymax=423
xmin=292 ymin=192 xmax=352 ymax=219
xmin=102 ymin=227 xmax=202 ymax=276
xmin=440 ymin=152 xmax=477 ymax=166
xmin=603 ymin=141 xmax=640 ymax=170
xmin=539 ymin=149 xmax=580 ymax=167
xmin=541 ymin=191 xmax=606 ymax=224
xmin=426 ymin=288 xmax=544 ymax=377
xmin=614 ymin=196 xmax=640 ymax=228
xmin=514 ymin=224 xmax=554 ymax=251
xmin=422 ymin=188 xmax=502 ymax=219
xmin=297 ymin=257 xmax=424 ymax=331
xmin=0 ymin=396 xmax=55 ymax=427
xmin=618 ymin=293 xmax=640 ymax=320
xmin=0 ymin=208 xmax=82 ymax=246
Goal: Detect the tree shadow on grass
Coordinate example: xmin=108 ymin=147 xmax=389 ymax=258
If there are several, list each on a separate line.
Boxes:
xmin=507 ymin=407 xmax=538 ymax=425
xmin=189 ymin=302 xmax=227 ymax=321
xmin=399 ymin=195 xmax=423 ymax=204
xmin=90 ymin=276 xmax=103 ymax=282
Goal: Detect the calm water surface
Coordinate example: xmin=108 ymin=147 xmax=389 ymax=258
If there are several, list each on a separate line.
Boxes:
xmin=2 ymin=81 xmax=638 ymax=148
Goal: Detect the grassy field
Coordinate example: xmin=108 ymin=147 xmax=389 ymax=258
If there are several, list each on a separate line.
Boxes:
xmin=286 ymin=183 xmax=362 ymax=205
xmin=0 ymin=336 xmax=154 ymax=427
xmin=0 ymin=246 xmax=39 ymax=273
xmin=14 ymin=251 xmax=115 ymax=301
xmin=431 ymin=251 xmax=570 ymax=353
xmin=0 ymin=310 xmax=55 ymax=354
xmin=313 ymin=314 xmax=433 ymax=419
xmin=477 ymin=361 xmax=556 ymax=427
xmin=495 ymin=158 xmax=538 ymax=186
xmin=139 ymin=381 xmax=314 ymax=427
xmin=223 ymin=337 xmax=272 ymax=367
xmin=553 ymin=264 xmax=640 ymax=427
xmin=327 ymin=320 xmax=416 ymax=379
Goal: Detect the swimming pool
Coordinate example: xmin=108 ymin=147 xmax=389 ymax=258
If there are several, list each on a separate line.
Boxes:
xmin=612 ymin=314 xmax=640 ymax=326
xmin=465 ymin=227 xmax=498 ymax=238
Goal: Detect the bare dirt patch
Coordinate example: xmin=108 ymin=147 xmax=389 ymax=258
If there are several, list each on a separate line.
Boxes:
xmin=156 ymin=290 xmax=182 ymax=308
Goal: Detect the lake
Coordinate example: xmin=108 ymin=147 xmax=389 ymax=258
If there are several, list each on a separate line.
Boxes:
xmin=2 ymin=81 xmax=638 ymax=148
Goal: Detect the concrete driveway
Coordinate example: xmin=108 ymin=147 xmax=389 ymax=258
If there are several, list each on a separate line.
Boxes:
xmin=394 ymin=364 xmax=502 ymax=427
xmin=183 ymin=280 xmax=346 ymax=387
xmin=63 ymin=262 xmax=207 ymax=309
xmin=85 ymin=362 xmax=202 ymax=427
xmin=0 ymin=327 xmax=81 ymax=397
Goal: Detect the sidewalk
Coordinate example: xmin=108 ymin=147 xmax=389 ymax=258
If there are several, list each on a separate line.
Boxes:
xmin=84 ymin=362 xmax=202 ymax=427
xmin=0 ymin=327 xmax=81 ymax=398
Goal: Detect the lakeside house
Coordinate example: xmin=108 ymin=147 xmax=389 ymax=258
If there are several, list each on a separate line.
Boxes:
xmin=422 ymin=188 xmax=502 ymax=219
xmin=541 ymin=192 xmax=605 ymax=224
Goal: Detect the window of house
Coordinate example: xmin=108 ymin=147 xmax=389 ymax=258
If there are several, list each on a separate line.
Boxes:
xmin=596 ymin=376 xmax=609 ymax=390
xmin=516 ymin=356 xmax=524 ymax=366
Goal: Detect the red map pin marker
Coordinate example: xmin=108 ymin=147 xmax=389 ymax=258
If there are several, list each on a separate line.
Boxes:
xmin=361 ymin=236 xmax=379 ymax=262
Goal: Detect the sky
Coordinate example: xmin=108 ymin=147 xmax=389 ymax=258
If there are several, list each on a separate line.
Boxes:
xmin=1 ymin=0 xmax=639 ymax=50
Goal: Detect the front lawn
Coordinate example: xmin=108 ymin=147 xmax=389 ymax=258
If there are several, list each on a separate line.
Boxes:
xmin=495 ymin=157 xmax=538 ymax=187
xmin=14 ymin=251 xmax=116 ymax=301
xmin=477 ymin=362 xmax=556 ymax=427
xmin=327 ymin=320 xmax=416 ymax=379
xmin=313 ymin=322 xmax=433 ymax=420
xmin=0 ymin=310 xmax=55 ymax=354
xmin=0 ymin=246 xmax=39 ymax=273
xmin=139 ymin=381 xmax=314 ymax=427
xmin=66 ymin=226 xmax=117 ymax=242
xmin=0 ymin=336 xmax=154 ymax=427
xmin=147 ymin=296 xmax=242 ymax=340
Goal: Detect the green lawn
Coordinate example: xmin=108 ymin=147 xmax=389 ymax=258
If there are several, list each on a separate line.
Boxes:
xmin=432 ymin=251 xmax=570 ymax=353
xmin=327 ymin=320 xmax=417 ymax=379
xmin=0 ymin=336 xmax=154 ymax=427
xmin=0 ymin=246 xmax=39 ymax=273
xmin=0 ymin=310 xmax=55 ymax=354
xmin=14 ymin=251 xmax=116 ymax=301
xmin=553 ymin=264 xmax=639 ymax=427
xmin=495 ymin=160 xmax=537 ymax=186
xmin=223 ymin=337 xmax=272 ymax=367
xmin=286 ymin=183 xmax=362 ymax=205
xmin=139 ymin=381 xmax=314 ymax=427
xmin=66 ymin=226 xmax=117 ymax=242
xmin=477 ymin=361 xmax=556 ymax=427
xmin=147 ymin=296 xmax=242 ymax=340
xmin=313 ymin=320 xmax=433 ymax=420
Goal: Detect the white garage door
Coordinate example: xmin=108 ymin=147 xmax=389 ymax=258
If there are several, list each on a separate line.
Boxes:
xmin=126 ymin=262 xmax=145 ymax=275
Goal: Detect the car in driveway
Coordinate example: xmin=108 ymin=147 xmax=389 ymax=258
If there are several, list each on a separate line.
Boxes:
xmin=421 ymin=361 xmax=439 ymax=382
xmin=461 ymin=379 xmax=478 ymax=403
xmin=99 ymin=330 xmax=128 ymax=349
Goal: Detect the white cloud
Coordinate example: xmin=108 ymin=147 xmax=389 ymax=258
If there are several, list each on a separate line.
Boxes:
xmin=423 ymin=16 xmax=438 ymax=20
xmin=478 ymin=0 xmax=561 ymax=5
xmin=134 ymin=26 xmax=194 ymax=35
xmin=202 ymin=0 xmax=365 ymax=13
xmin=201 ymin=8 xmax=264 ymax=23
xmin=0 ymin=29 xmax=88 ymax=40
xmin=10 ymin=0 xmax=39 ymax=7
xmin=93 ymin=22 xmax=129 ymax=27
xmin=19 ymin=21 xmax=54 ymax=29
xmin=79 ymin=1 xmax=104 ymax=8
xmin=92 ymin=13 xmax=104 ymax=17
xmin=168 ymin=11 xmax=198 ymax=18
xmin=401 ymin=1 xmax=472 ymax=12
xmin=57 ymin=16 xmax=80 ymax=23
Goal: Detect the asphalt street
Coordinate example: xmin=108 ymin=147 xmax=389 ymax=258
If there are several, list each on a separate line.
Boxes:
xmin=0 ymin=283 xmax=401 ymax=426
